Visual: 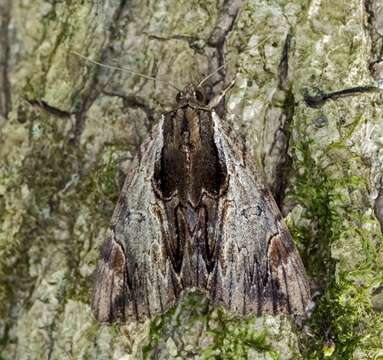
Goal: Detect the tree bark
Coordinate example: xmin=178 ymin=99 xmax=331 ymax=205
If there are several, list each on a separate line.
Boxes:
xmin=0 ymin=1 xmax=382 ymax=359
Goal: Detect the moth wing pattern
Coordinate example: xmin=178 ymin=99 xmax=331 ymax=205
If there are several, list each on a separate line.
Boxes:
xmin=209 ymin=112 xmax=310 ymax=315
xmin=92 ymin=118 xmax=174 ymax=322
xmin=92 ymin=100 xmax=310 ymax=323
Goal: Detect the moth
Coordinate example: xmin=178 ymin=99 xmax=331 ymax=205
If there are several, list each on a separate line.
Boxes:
xmin=92 ymin=78 xmax=310 ymax=323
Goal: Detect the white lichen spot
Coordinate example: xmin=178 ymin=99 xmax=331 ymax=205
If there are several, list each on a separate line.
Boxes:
xmin=40 ymin=40 xmax=54 ymax=53
xmin=116 ymin=355 xmax=130 ymax=360
xmin=244 ymin=99 xmax=264 ymax=125
xmin=308 ymin=0 xmax=322 ymax=19
xmin=262 ymin=315 xmax=281 ymax=337
xmin=20 ymin=184 xmax=30 ymax=203
xmin=31 ymin=123 xmax=43 ymax=139
xmin=166 ymin=337 xmax=178 ymax=357
xmin=60 ymin=173 xmax=80 ymax=194
xmin=247 ymin=35 xmax=262 ymax=56
xmin=284 ymin=3 xmax=301 ymax=24
xmin=352 ymin=123 xmax=378 ymax=158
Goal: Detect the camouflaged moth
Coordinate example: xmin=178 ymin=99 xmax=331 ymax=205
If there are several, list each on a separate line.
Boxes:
xmin=92 ymin=79 xmax=310 ymax=323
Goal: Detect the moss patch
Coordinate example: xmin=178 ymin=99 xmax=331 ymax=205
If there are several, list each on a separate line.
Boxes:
xmin=203 ymin=309 xmax=279 ymax=360
xmin=140 ymin=291 xmax=297 ymax=360
xmin=287 ymin=109 xmax=383 ymax=359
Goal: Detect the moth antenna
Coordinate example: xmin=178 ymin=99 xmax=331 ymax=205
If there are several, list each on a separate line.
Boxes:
xmin=71 ymin=51 xmax=181 ymax=92
xmin=198 ymin=64 xmax=226 ymax=87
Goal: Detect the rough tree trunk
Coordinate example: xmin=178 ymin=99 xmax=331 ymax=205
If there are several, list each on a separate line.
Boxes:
xmin=0 ymin=1 xmax=382 ymax=359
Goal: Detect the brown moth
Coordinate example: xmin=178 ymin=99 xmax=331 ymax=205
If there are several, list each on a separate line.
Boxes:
xmin=92 ymin=81 xmax=310 ymax=323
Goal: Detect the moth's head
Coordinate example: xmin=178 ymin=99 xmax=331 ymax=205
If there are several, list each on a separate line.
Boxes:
xmin=176 ymin=84 xmax=207 ymax=107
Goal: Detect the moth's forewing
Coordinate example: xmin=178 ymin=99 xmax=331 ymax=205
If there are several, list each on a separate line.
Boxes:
xmin=208 ymin=112 xmax=310 ymax=315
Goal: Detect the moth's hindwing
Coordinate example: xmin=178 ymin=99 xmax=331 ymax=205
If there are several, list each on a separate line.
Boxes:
xmin=92 ymin=90 xmax=310 ymax=323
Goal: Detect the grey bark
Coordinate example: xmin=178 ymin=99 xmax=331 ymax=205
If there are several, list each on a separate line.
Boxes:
xmin=1 ymin=1 xmax=383 ymax=359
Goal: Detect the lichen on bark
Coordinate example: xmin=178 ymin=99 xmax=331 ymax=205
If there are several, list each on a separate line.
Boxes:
xmin=1 ymin=0 xmax=383 ymax=359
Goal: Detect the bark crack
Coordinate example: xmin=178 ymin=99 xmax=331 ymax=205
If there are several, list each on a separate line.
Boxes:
xmin=0 ymin=0 xmax=11 ymax=119
xmin=26 ymin=99 xmax=74 ymax=119
xmin=69 ymin=0 xmax=130 ymax=145
xmin=278 ymin=33 xmax=292 ymax=91
xmin=204 ymin=0 xmax=243 ymax=116
xmin=363 ymin=0 xmax=383 ymax=80
xmin=263 ymin=32 xmax=295 ymax=206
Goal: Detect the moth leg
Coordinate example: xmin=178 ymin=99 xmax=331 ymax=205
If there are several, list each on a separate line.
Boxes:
xmin=92 ymin=235 xmax=128 ymax=323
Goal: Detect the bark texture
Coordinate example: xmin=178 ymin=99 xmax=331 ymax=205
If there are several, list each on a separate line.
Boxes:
xmin=0 ymin=0 xmax=382 ymax=359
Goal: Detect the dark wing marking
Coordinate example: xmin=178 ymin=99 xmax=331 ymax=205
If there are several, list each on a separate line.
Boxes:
xmin=92 ymin=236 xmax=128 ymax=322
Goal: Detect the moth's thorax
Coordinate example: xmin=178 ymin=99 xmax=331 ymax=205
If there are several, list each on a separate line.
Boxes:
xmin=154 ymin=96 xmax=227 ymax=207
xmin=172 ymin=85 xmax=210 ymax=153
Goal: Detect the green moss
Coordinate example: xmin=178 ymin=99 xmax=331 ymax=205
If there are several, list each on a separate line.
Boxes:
xmin=288 ymin=139 xmax=343 ymax=280
xmin=203 ymin=309 xmax=279 ymax=360
xmin=141 ymin=291 xmax=283 ymax=359
xmin=142 ymin=317 xmax=165 ymax=358
xmin=142 ymin=294 xmax=192 ymax=358
xmin=301 ymin=263 xmax=383 ymax=359
xmin=303 ymin=276 xmax=365 ymax=359
xmin=83 ymin=147 xmax=121 ymax=206
xmin=287 ymin=117 xmax=383 ymax=359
